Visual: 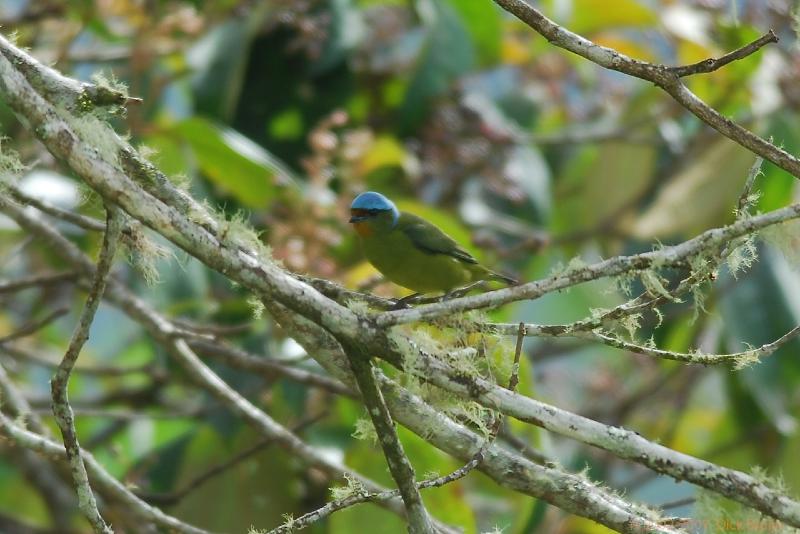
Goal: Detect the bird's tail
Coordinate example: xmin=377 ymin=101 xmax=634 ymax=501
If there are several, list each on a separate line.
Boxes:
xmin=488 ymin=270 xmax=519 ymax=286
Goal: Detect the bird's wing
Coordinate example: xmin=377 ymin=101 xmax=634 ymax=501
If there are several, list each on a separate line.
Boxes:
xmin=398 ymin=213 xmax=478 ymax=265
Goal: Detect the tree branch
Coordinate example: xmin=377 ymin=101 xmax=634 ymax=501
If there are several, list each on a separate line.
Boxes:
xmin=0 ymin=194 xmax=446 ymax=530
xmin=403 ymin=346 xmax=800 ymax=527
xmin=343 ymin=345 xmax=435 ymax=534
xmin=492 ymin=0 xmax=800 ymax=179
xmin=0 ymin=271 xmax=78 ymax=294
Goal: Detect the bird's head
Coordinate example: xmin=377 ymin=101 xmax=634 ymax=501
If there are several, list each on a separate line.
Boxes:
xmin=349 ymin=191 xmax=399 ymax=236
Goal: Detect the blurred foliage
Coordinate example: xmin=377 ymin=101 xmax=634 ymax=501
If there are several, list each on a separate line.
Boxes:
xmin=2 ymin=0 xmax=800 ymax=533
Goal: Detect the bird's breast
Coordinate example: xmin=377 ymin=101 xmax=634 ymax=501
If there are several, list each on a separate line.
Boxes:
xmin=352 ymin=222 xmax=374 ymax=237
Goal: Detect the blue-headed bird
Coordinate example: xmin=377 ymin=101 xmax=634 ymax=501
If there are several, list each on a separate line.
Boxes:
xmin=348 ymin=192 xmax=517 ymax=298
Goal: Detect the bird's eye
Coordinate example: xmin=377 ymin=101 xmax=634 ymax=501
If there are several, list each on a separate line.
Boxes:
xmin=368 ymin=209 xmax=380 ymax=215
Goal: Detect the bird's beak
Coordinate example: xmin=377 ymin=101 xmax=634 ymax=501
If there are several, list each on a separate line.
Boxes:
xmin=349 ymin=215 xmax=368 ymax=223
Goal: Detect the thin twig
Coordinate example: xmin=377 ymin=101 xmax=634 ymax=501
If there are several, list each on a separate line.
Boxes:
xmin=10 ymin=186 xmax=105 ymax=231
xmin=171 ymin=317 xmax=253 ymax=337
xmin=187 ymin=339 xmax=354 ymax=397
xmin=0 ymin=307 xmax=69 ymax=343
xmin=2 ymin=343 xmax=153 ymax=376
xmin=669 ymin=31 xmax=778 ymax=77
xmin=0 ymin=271 xmax=78 ymax=294
xmin=136 ymin=411 xmax=328 ymax=506
xmin=659 ymin=496 xmax=696 ymax=510
xmin=737 ymin=156 xmax=764 ymax=216
xmin=583 ymin=326 xmax=800 ymax=367
xmin=486 ymin=322 xmax=800 ymax=366
xmin=50 ymin=205 xmax=122 ymax=534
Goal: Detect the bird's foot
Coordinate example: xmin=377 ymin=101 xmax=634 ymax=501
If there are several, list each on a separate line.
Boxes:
xmin=439 ymin=282 xmax=486 ymax=301
xmin=390 ymin=293 xmax=422 ymax=310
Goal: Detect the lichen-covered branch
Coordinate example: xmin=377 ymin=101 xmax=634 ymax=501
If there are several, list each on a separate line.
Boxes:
xmin=377 ymin=202 xmax=800 ymax=326
xmin=403 ymin=346 xmax=800 ymax=527
xmin=582 ymin=326 xmax=800 ymax=367
xmin=266 ymin=305 xmax=683 ymax=534
xmin=2 ymin=27 xmax=800 ymax=534
xmin=485 ymin=323 xmax=800 ymax=367
xmin=50 ymin=205 xmax=121 ymax=534
xmin=343 ymin=345 xmax=435 ymax=534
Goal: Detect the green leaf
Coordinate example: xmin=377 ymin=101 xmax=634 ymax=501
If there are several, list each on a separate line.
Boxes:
xmin=186 ymin=4 xmax=272 ymax=120
xmin=556 ymin=140 xmax=656 ymax=236
xmin=505 ymin=145 xmax=552 ymax=221
xmin=719 ymin=246 xmax=800 ymax=441
xmin=187 ymin=19 xmax=250 ymax=120
xmin=759 ymin=115 xmax=800 ymax=213
xmin=443 ymin=0 xmax=501 ymax=64
xmin=176 ymin=117 xmax=296 ymax=208
xmin=398 ymin=0 xmax=475 ymax=131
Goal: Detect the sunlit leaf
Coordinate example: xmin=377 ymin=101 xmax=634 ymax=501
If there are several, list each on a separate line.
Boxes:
xmin=556 ymin=139 xmax=656 ymax=236
xmin=268 ymin=108 xmax=304 ymax=141
xmin=356 ymin=135 xmax=408 ymax=177
xmin=759 ymin=115 xmax=800 ymax=213
xmin=592 ymin=33 xmax=657 ymax=62
xmin=571 ymin=0 xmax=656 ymax=34
xmin=501 ymin=33 xmax=533 ymax=65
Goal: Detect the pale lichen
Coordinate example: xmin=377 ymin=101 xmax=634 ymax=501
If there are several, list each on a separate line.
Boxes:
xmin=0 ymin=138 xmax=27 ymax=186
xmin=247 ymin=295 xmax=265 ymax=319
xmin=640 ymin=270 xmax=680 ymax=302
xmin=352 ymin=416 xmax=378 ymax=444
xmin=726 ymin=235 xmax=758 ymax=278
xmin=694 ymin=489 xmax=792 ymax=534
xmin=330 ymin=473 xmax=367 ymax=500
xmin=120 ymin=221 xmax=172 ymax=285
xmin=213 ymin=208 xmax=273 ymax=262
xmin=620 ymin=313 xmax=642 ymax=340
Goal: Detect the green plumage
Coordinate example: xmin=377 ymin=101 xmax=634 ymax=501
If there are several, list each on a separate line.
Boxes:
xmin=356 ymin=211 xmax=514 ymax=294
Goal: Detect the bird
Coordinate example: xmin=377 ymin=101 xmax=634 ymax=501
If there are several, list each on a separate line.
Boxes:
xmin=348 ymin=191 xmax=517 ymax=300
